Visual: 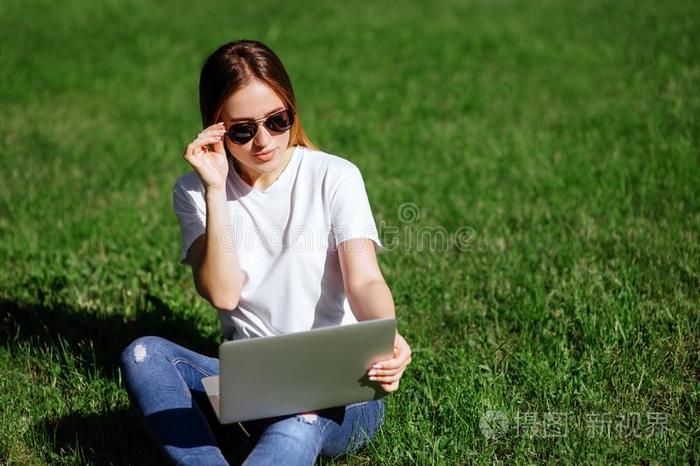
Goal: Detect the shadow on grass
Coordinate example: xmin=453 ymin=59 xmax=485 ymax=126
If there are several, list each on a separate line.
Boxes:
xmin=0 ymin=295 xmax=218 ymax=375
xmin=37 ymin=401 xmax=254 ymax=465
xmin=0 ymin=295 xmax=225 ymax=464
xmin=37 ymin=407 xmax=168 ymax=465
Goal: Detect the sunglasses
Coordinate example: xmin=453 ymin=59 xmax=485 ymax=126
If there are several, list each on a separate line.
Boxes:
xmin=225 ymin=109 xmax=295 ymax=144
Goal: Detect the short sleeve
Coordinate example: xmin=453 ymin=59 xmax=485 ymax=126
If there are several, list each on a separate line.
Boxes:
xmin=330 ymin=165 xmax=383 ymax=251
xmin=172 ymin=175 xmax=207 ymax=265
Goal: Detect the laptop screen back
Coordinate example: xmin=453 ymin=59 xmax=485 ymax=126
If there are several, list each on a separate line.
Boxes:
xmin=217 ymin=318 xmax=396 ymax=424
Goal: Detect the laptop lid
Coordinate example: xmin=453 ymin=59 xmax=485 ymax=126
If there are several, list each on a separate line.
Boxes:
xmin=207 ymin=317 xmax=396 ymax=424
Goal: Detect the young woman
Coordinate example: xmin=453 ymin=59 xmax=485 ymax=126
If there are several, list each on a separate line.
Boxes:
xmin=120 ymin=39 xmax=412 ymax=465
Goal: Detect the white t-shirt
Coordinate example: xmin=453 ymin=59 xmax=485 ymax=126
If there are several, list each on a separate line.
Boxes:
xmin=172 ymin=145 xmax=383 ymax=340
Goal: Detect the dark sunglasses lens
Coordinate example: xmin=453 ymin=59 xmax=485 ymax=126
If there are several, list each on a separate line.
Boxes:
xmin=265 ymin=110 xmax=294 ymax=131
xmin=228 ymin=123 xmax=256 ymax=144
xmin=226 ymin=110 xmax=295 ymax=144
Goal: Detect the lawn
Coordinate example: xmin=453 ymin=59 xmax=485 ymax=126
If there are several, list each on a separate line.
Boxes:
xmin=0 ymin=0 xmax=698 ymax=464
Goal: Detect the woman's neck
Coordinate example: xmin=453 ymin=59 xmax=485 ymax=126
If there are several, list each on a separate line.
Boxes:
xmin=233 ymin=146 xmax=295 ymax=191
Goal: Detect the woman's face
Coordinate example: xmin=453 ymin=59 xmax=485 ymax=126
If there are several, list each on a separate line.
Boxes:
xmin=219 ymin=79 xmax=292 ymax=185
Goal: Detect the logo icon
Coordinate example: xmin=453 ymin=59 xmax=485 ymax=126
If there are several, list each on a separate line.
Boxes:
xmin=480 ymin=410 xmax=509 ymax=439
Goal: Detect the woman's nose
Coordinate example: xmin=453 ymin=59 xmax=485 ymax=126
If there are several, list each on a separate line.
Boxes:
xmin=253 ymin=123 xmax=272 ymax=146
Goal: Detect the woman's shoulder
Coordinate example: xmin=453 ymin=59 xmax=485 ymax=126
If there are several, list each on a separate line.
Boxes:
xmin=173 ymin=170 xmax=204 ymax=193
xmin=297 ymin=145 xmax=363 ymax=179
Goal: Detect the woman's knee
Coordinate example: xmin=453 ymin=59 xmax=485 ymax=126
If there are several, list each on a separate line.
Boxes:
xmin=350 ymin=400 xmax=384 ymax=451
xmin=251 ymin=415 xmax=323 ymax=461
xmin=120 ymin=335 xmax=171 ymax=369
xmin=322 ymin=400 xmax=385 ymax=457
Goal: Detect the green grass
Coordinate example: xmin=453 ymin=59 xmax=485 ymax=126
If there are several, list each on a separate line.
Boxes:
xmin=1 ymin=0 xmax=698 ymax=463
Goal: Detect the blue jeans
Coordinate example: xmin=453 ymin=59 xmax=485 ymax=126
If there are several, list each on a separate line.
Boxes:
xmin=119 ymin=336 xmax=385 ymax=465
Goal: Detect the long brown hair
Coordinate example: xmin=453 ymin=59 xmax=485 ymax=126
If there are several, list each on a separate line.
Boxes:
xmin=199 ymin=40 xmax=320 ymax=153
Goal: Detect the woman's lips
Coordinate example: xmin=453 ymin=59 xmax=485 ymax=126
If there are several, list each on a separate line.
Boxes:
xmin=252 ymin=148 xmax=276 ymax=160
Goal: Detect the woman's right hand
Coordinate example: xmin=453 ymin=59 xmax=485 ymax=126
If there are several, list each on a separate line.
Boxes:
xmin=183 ymin=122 xmax=229 ymax=192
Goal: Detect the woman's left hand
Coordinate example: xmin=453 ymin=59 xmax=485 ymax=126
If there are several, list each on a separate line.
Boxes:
xmin=368 ymin=332 xmax=412 ymax=392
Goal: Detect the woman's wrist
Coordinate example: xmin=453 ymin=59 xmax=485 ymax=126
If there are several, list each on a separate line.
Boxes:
xmin=205 ymin=185 xmax=227 ymax=198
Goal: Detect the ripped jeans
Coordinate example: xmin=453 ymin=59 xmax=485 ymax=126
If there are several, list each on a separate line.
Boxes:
xmin=119 ymin=336 xmax=385 ymax=466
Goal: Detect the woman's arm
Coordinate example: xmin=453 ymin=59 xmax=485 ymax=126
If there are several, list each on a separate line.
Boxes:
xmin=187 ymin=187 xmax=243 ymax=310
xmin=337 ymin=238 xmax=395 ymax=320
xmin=182 ymin=123 xmax=242 ymax=311
xmin=337 ymin=237 xmax=412 ymax=392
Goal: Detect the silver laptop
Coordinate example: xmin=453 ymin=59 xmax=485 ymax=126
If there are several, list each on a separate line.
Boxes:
xmin=201 ymin=318 xmax=396 ymax=424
